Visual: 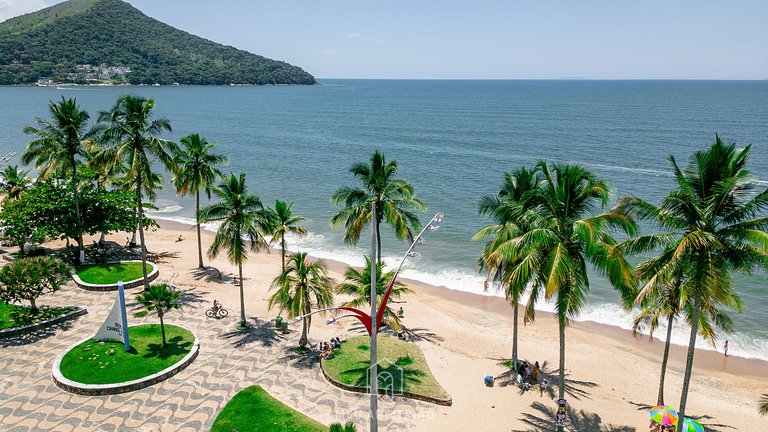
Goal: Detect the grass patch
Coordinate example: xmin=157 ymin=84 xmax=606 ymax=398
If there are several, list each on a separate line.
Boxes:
xmin=59 ymin=324 xmax=193 ymax=384
xmin=75 ymin=261 xmax=147 ymax=284
xmin=322 ymin=335 xmax=450 ymax=400
xmin=0 ymin=302 xmax=76 ymax=330
xmin=211 ymin=385 xmax=327 ymax=432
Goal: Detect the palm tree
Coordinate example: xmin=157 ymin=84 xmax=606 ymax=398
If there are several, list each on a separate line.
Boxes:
xmin=269 ymin=200 xmax=307 ymax=273
xmin=135 ymin=283 xmax=181 ymax=346
xmin=172 ymin=133 xmax=227 ymax=269
xmin=0 ymin=166 xmax=31 ymax=201
xmin=268 ymin=252 xmax=334 ymax=348
xmin=760 ymin=394 xmax=768 ymax=416
xmin=22 ymin=97 xmax=96 ymax=260
xmin=473 ymin=167 xmax=540 ymax=371
xmin=331 ymin=150 xmax=426 ymax=265
xmin=329 ymin=422 xmax=357 ymax=432
xmin=623 ymin=137 xmax=767 ymax=432
xmin=95 ymin=95 xmax=177 ymax=289
xmin=337 ymin=256 xmax=412 ymax=331
xmin=619 ymin=203 xmax=741 ymax=406
xmin=200 ymin=173 xmax=271 ymax=327
xmin=504 ymin=162 xmax=637 ymax=432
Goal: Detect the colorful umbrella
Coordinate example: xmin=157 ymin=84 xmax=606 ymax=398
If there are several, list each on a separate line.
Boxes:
xmin=649 ymin=405 xmax=679 ymax=426
xmin=681 ymin=417 xmax=705 ymax=432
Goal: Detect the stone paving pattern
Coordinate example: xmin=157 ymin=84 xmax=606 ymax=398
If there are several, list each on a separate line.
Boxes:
xmin=0 ymin=282 xmax=429 ymax=431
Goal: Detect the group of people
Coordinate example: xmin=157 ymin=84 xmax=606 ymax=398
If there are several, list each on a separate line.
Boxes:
xmin=320 ymin=337 xmax=342 ymax=359
xmin=516 ymin=361 xmax=541 ymax=389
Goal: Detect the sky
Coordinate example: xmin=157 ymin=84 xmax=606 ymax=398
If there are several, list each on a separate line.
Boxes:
xmin=1 ymin=0 xmax=767 ymax=80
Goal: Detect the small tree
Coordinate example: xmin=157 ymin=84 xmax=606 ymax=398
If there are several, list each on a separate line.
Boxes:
xmin=135 ymin=284 xmax=181 ymax=346
xmin=0 ymin=257 xmax=71 ymax=314
xmin=760 ymin=394 xmax=768 ymax=416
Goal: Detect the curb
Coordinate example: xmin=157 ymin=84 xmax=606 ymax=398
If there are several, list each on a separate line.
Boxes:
xmin=319 ymin=357 xmax=452 ymax=406
xmin=0 ymin=307 xmax=88 ymax=339
xmin=71 ymin=260 xmax=159 ymax=291
xmin=52 ymin=324 xmax=199 ymax=395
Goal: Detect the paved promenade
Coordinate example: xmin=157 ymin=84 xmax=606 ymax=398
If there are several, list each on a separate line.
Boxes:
xmin=0 ymin=282 xmax=428 ymax=431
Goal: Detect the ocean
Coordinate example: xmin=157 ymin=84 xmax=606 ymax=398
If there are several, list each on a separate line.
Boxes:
xmin=0 ymin=79 xmax=766 ymax=359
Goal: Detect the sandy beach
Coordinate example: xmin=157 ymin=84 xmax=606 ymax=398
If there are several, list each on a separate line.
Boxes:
xmin=55 ymin=219 xmax=768 ymax=431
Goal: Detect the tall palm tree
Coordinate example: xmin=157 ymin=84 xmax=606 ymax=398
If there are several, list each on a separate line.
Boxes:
xmin=135 ymin=283 xmax=181 ymax=346
xmin=268 ymin=252 xmax=334 ymax=348
xmin=624 ymin=137 xmax=767 ymax=432
xmin=0 ymin=166 xmax=31 ymax=201
xmin=619 ymin=204 xmax=741 ymax=406
xmin=269 ymin=200 xmax=307 ymax=273
xmin=95 ymin=95 xmax=177 ymax=290
xmin=22 ymin=97 xmax=96 ymax=260
xmin=200 ymin=173 xmax=271 ymax=328
xmin=473 ymin=167 xmax=540 ymax=371
xmin=505 ymin=162 xmax=637 ymax=432
xmin=172 ymin=133 xmax=227 ymax=269
xmin=331 ymin=150 xmax=426 ymax=265
xmin=337 ymin=256 xmax=412 ymax=331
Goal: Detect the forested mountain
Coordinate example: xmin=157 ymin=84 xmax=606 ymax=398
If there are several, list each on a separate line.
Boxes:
xmin=0 ymin=0 xmax=316 ymax=85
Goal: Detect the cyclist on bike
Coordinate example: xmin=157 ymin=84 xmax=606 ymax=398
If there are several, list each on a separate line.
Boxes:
xmin=212 ymin=299 xmax=220 ymax=316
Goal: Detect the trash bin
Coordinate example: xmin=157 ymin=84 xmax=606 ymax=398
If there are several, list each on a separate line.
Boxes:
xmin=280 ymin=320 xmax=288 ymax=334
xmin=275 ymin=316 xmax=283 ymax=328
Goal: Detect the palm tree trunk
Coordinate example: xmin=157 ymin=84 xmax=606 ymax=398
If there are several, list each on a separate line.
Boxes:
xmin=29 ymin=297 xmax=37 ymax=314
xmin=281 ymin=237 xmax=286 ymax=273
xmin=159 ymin=309 xmax=166 ymax=346
xmin=512 ymin=301 xmax=519 ymax=371
xmin=196 ymin=190 xmax=204 ymax=268
xmin=238 ymin=262 xmax=246 ymax=327
xmin=677 ymin=304 xmax=700 ymax=432
xmin=300 ymin=317 xmax=309 ymax=348
xmin=657 ymin=313 xmax=674 ymax=405
xmin=136 ymin=176 xmax=150 ymax=291
xmin=557 ymin=316 xmax=566 ymax=432
xmin=71 ymin=160 xmax=84 ymax=264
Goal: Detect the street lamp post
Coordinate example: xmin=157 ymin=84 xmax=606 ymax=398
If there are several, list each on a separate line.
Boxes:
xmin=288 ymin=209 xmax=444 ymax=432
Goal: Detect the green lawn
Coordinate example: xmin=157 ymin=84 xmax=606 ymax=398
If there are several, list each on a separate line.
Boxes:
xmin=0 ymin=302 xmax=76 ymax=330
xmin=211 ymin=385 xmax=327 ymax=432
xmin=322 ymin=335 xmax=450 ymax=400
xmin=75 ymin=261 xmax=147 ymax=284
xmin=59 ymin=324 xmax=193 ymax=384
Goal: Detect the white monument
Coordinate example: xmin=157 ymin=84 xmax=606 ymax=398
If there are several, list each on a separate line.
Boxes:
xmin=94 ymin=281 xmax=131 ymax=351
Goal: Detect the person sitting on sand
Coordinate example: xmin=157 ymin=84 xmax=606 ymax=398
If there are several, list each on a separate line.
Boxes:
xmin=232 ymin=276 xmax=239 ymax=285
xmin=397 ymin=306 xmax=404 ymax=318
xmin=176 ymin=235 xmax=183 ymax=242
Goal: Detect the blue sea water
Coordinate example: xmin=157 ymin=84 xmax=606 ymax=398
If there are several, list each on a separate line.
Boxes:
xmin=0 ymin=79 xmax=766 ymax=359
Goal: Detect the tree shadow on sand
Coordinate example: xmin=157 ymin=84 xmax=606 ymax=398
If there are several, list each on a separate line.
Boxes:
xmin=513 ymin=401 xmax=636 ymax=432
xmin=628 ymin=401 xmax=736 ymax=432
xmin=493 ymin=359 xmax=597 ymax=400
xmin=220 ymin=318 xmax=286 ymax=348
xmin=191 ymin=266 xmax=231 ymax=284
xmin=402 ymin=326 xmax=445 ymax=343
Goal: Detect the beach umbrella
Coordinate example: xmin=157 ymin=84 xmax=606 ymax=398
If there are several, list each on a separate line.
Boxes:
xmin=681 ymin=417 xmax=705 ymax=432
xmin=649 ymin=405 xmax=679 ymax=426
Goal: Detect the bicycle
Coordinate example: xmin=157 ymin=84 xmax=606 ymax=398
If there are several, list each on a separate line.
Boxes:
xmin=205 ymin=306 xmax=229 ymax=318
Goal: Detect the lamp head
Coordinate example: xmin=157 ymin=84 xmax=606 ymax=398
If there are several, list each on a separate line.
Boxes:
xmin=325 ymin=317 xmax=337 ymax=325
xmin=290 ymin=317 xmax=302 ymax=324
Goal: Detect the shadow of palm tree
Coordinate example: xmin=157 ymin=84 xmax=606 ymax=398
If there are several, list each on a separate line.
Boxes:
xmin=146 ymin=251 xmax=179 ymax=264
xmin=220 ymin=318 xmax=286 ymax=348
xmin=402 ymin=326 xmax=444 ymax=343
xmin=281 ymin=345 xmax=321 ymax=369
xmin=176 ymin=288 xmax=207 ymax=309
xmin=493 ymin=359 xmax=596 ymax=399
xmin=144 ymin=335 xmax=193 ymax=360
xmin=191 ymin=266 xmax=229 ymax=284
xmin=0 ymin=319 xmax=76 ymax=347
xmin=513 ymin=401 xmax=636 ymax=432
xmin=628 ymin=401 xmax=736 ymax=432
xmin=341 ymin=355 xmax=425 ymax=395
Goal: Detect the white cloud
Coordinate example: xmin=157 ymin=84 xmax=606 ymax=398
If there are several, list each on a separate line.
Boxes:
xmin=0 ymin=0 xmax=54 ymax=22
xmin=345 ymin=32 xmax=364 ymax=39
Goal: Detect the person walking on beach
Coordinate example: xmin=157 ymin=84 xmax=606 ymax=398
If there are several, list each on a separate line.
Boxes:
xmin=723 ymin=340 xmax=729 ymax=357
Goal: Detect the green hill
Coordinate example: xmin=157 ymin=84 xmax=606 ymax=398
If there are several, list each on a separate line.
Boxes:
xmin=0 ymin=0 xmax=316 ymax=85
